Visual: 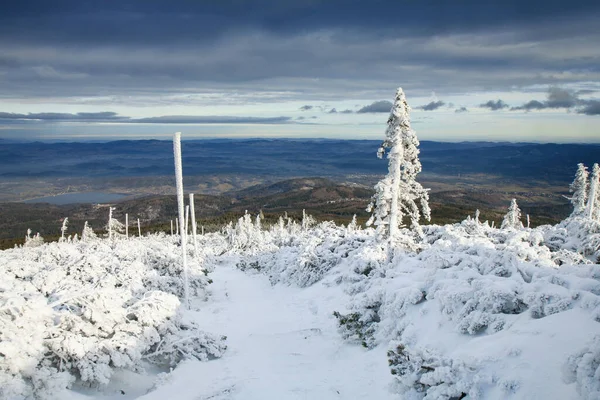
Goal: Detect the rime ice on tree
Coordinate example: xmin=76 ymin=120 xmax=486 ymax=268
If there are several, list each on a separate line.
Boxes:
xmin=366 ymin=87 xmax=431 ymax=239
xmin=105 ymin=207 xmax=125 ymax=239
xmin=60 ymin=217 xmax=68 ymax=242
xmin=569 ymin=163 xmax=589 ymax=217
xmin=81 ymin=221 xmax=97 ymax=241
xmin=501 ymin=199 xmax=524 ymax=229
xmin=586 ymin=163 xmax=600 ymax=221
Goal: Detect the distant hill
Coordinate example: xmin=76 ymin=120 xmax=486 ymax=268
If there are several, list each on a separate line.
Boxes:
xmin=1 ymin=139 xmax=599 ymax=183
xmin=0 ymin=176 xmax=572 ymax=249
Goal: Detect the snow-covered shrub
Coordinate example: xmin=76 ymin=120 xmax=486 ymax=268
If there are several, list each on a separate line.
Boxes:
xmin=545 ymin=216 xmax=600 ymax=262
xmin=564 ymin=335 xmax=600 ymax=399
xmin=225 ymin=211 xmax=272 ymax=253
xmin=316 ymin=216 xmax=600 ymax=398
xmin=24 ymin=229 xmax=44 ymax=248
xmin=387 ymin=343 xmax=479 ymax=400
xmin=0 ymin=235 xmax=226 ymax=398
xmin=333 ymin=306 xmax=380 ymax=349
xmin=81 ymin=221 xmax=97 ymax=242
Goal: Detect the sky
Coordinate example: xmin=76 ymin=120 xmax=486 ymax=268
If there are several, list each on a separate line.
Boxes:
xmin=0 ymin=0 xmax=599 ymax=142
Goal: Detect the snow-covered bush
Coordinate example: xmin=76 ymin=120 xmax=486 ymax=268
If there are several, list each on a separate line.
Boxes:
xmin=0 ymin=235 xmax=226 ymax=399
xmin=222 ymin=203 xmax=600 ymax=398
xmin=24 ymin=229 xmax=44 ymax=248
xmin=564 ymin=335 xmax=600 ymax=399
xmin=81 ymin=221 xmax=97 ymax=242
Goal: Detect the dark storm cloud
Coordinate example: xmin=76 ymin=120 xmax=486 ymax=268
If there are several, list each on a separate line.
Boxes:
xmin=418 ymin=101 xmax=445 ymax=111
xmin=511 ymin=100 xmax=546 ymax=111
xmin=511 ymin=87 xmax=600 ymax=115
xmin=2 ymin=0 xmax=597 ymax=45
xmin=480 ymin=100 xmax=510 ymax=110
xmin=545 ymin=87 xmax=579 ymax=108
xmin=356 ymin=101 xmax=393 ymax=113
xmin=131 ymin=116 xmax=292 ymax=124
xmin=455 ymin=107 xmax=468 ymax=113
xmin=299 ymin=105 xmax=313 ymax=111
xmin=0 ymin=111 xmax=125 ymax=122
xmin=0 ymin=1 xmax=599 ymax=100
xmin=511 ymin=87 xmax=598 ymax=115
xmin=578 ymin=100 xmax=600 ymax=115
xmin=0 ymin=111 xmax=292 ymax=124
xmin=328 ymin=108 xmax=337 ymax=113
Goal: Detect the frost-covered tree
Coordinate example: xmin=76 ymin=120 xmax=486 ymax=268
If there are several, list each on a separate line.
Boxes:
xmin=106 ymin=207 xmax=125 ymax=239
xmin=586 ymin=163 xmax=600 ymax=221
xmin=254 ymin=211 xmax=262 ymax=231
xmin=347 ymin=214 xmax=358 ymax=233
xmin=24 ymin=229 xmax=44 ymax=247
xmin=302 ymin=209 xmax=316 ymax=231
xmin=60 ymin=217 xmax=69 ymax=241
xmin=366 ymin=87 xmax=431 ymax=238
xmin=569 ymin=163 xmax=589 ymax=217
xmin=81 ymin=221 xmax=97 ymax=241
xmin=501 ymin=199 xmax=524 ymax=229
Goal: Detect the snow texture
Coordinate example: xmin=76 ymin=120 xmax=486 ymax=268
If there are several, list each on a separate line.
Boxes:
xmin=2 ymin=189 xmax=600 ymax=399
xmin=0 ymin=234 xmax=225 ymax=399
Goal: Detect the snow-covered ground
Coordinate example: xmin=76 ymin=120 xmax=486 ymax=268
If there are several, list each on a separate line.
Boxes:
xmin=140 ymin=262 xmax=392 ymax=399
xmin=2 ymin=212 xmax=600 ymax=399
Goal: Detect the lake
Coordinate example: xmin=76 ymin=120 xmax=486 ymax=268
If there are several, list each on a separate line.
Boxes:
xmin=23 ymin=192 xmax=127 ymax=205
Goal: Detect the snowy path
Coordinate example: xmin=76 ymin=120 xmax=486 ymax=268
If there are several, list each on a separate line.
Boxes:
xmin=139 ymin=262 xmax=393 ymax=400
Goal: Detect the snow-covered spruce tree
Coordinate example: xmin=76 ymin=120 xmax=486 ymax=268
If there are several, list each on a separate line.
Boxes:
xmin=501 ymin=198 xmax=524 ymax=229
xmin=60 ymin=217 xmax=68 ymax=242
xmin=105 ymin=207 xmax=125 ymax=239
xmin=366 ymin=87 xmax=431 ymax=239
xmin=81 ymin=221 xmax=97 ymax=241
xmin=586 ymin=163 xmax=600 ymax=221
xmin=569 ymin=163 xmax=589 ymax=217
xmin=302 ymin=209 xmax=316 ymax=231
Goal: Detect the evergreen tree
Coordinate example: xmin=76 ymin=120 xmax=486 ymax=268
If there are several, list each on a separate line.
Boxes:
xmin=586 ymin=163 xmax=600 ymax=221
xmin=105 ymin=207 xmax=125 ymax=239
xmin=569 ymin=163 xmax=588 ymax=217
xmin=60 ymin=217 xmax=69 ymax=242
xmin=366 ymin=87 xmax=430 ymax=239
xmin=81 ymin=221 xmax=97 ymax=241
xmin=501 ymin=199 xmax=524 ymax=229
